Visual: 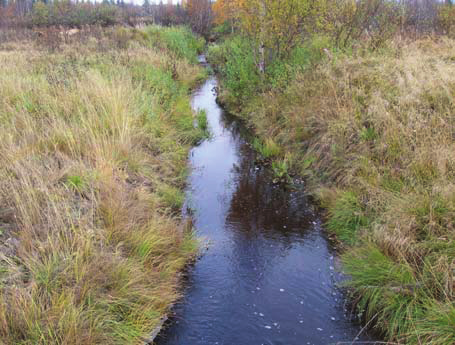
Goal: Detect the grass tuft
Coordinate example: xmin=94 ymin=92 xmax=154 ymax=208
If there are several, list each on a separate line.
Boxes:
xmin=327 ymin=191 xmax=369 ymax=245
xmin=252 ymin=138 xmax=282 ymax=160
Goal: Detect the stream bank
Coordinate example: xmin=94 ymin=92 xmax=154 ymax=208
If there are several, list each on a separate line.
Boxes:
xmin=156 ymin=62 xmax=374 ymax=344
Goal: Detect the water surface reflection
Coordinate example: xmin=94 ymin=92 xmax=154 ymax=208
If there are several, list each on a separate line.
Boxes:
xmin=156 ymin=77 xmax=371 ymax=345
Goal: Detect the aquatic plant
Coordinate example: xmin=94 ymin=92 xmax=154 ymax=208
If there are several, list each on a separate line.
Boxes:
xmin=196 ymin=109 xmax=209 ymax=134
xmin=252 ymin=138 xmax=281 ymax=160
xmin=271 ymin=159 xmax=291 ymax=184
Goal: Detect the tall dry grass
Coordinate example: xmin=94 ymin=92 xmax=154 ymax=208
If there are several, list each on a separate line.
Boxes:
xmin=0 ymin=27 xmax=204 ymax=344
xmin=226 ymin=37 xmax=455 ymax=343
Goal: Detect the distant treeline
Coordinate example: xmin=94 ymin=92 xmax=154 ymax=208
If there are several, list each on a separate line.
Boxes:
xmin=4 ymin=0 xmax=454 ymax=39
xmin=0 ymin=0 xmax=213 ymax=36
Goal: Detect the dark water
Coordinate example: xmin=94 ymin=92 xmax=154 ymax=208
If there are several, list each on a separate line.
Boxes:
xmin=156 ymin=71 xmax=373 ymax=345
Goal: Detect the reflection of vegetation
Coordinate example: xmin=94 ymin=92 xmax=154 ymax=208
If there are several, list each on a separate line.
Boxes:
xmin=225 ymin=142 xmax=306 ymax=246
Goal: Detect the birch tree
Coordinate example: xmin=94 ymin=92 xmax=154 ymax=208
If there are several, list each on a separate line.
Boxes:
xmin=236 ymin=0 xmax=323 ymax=73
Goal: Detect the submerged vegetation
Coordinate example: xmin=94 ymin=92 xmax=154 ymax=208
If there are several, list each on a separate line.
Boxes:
xmin=0 ymin=26 xmax=205 ymax=344
xmin=210 ymin=0 xmax=455 ymax=343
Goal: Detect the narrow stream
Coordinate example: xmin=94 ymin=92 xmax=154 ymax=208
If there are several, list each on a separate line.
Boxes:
xmin=156 ymin=63 xmax=373 ymax=345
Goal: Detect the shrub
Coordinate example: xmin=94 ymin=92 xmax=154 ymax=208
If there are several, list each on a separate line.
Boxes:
xmin=216 ymin=36 xmax=260 ymax=101
xmin=325 ymin=0 xmax=402 ymax=50
xmin=29 ymin=2 xmax=120 ymax=28
xmin=438 ymin=4 xmax=455 ymax=36
xmin=265 ymin=36 xmax=332 ymax=89
xmin=206 ymin=43 xmax=225 ymax=67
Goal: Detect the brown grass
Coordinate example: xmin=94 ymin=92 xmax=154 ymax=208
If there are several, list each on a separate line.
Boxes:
xmin=0 ymin=27 xmax=204 ymax=344
xmin=225 ymin=36 xmax=455 ymax=343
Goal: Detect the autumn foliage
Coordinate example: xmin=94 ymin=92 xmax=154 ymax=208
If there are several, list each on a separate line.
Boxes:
xmin=212 ymin=0 xmax=238 ymax=30
xmin=186 ymin=0 xmax=212 ymax=36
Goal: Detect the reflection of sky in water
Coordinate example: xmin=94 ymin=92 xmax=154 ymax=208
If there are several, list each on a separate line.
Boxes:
xmin=156 ymin=77 xmax=373 ymax=345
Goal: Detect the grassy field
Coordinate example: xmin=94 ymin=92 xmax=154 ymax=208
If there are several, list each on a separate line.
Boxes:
xmin=0 ymin=26 xmax=206 ymax=344
xmin=214 ymin=37 xmax=455 ymax=343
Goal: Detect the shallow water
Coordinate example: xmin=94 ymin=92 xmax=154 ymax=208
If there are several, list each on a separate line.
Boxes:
xmin=156 ymin=72 xmax=373 ymax=345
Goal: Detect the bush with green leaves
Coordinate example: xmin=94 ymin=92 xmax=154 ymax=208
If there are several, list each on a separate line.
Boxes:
xmin=212 ymin=36 xmax=261 ymax=102
xmin=211 ymin=34 xmax=334 ymax=100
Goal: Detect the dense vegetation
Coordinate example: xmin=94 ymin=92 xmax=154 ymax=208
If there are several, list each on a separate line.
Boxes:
xmin=0 ymin=26 xmax=206 ymax=344
xmin=3 ymin=0 xmax=455 ymax=343
xmin=210 ymin=0 xmax=455 ymax=343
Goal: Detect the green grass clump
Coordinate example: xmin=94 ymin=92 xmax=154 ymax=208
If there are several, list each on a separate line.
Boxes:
xmin=65 ymin=175 xmax=86 ymax=191
xmin=359 ymin=127 xmax=378 ymax=141
xmin=271 ymin=160 xmax=289 ymax=179
xmin=410 ymin=302 xmax=455 ymax=344
xmin=253 ymin=138 xmax=281 ymax=160
xmin=327 ymin=191 xmax=369 ymax=245
xmin=342 ymin=244 xmax=423 ymax=338
xmin=159 ymin=184 xmax=185 ymax=211
xmin=343 ymin=244 xmax=415 ymax=288
xmin=194 ymin=109 xmax=210 ymax=142
xmin=196 ymin=109 xmax=208 ymax=132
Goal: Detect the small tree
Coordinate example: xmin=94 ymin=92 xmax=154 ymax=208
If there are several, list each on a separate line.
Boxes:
xmin=439 ymin=2 xmax=455 ymax=35
xmin=212 ymin=0 xmax=238 ymax=33
xmin=143 ymin=0 xmax=150 ymax=15
xmin=236 ymin=0 xmax=323 ymax=73
xmin=30 ymin=1 xmax=49 ymax=26
xmin=325 ymin=0 xmax=402 ymax=49
xmin=187 ymin=0 xmax=212 ymax=36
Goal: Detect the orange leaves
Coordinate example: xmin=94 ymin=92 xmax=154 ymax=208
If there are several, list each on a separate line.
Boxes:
xmin=212 ymin=0 xmax=228 ymax=25
xmin=213 ymin=0 xmax=241 ymax=27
